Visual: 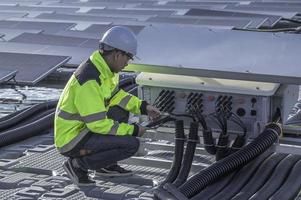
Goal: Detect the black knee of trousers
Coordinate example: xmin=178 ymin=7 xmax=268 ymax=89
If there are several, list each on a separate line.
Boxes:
xmin=127 ymin=136 xmax=140 ymax=156
xmin=107 ymin=106 xmax=129 ymax=123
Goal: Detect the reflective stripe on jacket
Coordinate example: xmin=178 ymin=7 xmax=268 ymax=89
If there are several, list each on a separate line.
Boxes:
xmin=54 ymin=51 xmax=148 ymax=149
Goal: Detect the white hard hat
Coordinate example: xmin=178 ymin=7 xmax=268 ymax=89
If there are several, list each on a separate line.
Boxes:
xmin=100 ymin=26 xmax=138 ymax=56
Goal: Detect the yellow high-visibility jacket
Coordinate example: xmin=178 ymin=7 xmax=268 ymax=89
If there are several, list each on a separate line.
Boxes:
xmin=54 ymin=51 xmax=147 ymax=153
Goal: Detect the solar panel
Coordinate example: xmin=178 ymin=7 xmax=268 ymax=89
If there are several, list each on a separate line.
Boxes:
xmin=185 ymin=8 xmax=282 ymax=27
xmin=77 ymin=12 xmax=153 ymax=21
xmin=54 ymin=30 xmax=100 ymax=39
xmin=9 ymin=32 xmax=90 ymax=46
xmin=236 ymin=4 xmax=301 ymax=12
xmin=0 ymin=0 xmax=41 ymax=5
xmin=0 ymin=28 xmax=42 ymax=41
xmin=126 ymin=24 xmax=301 ymax=85
xmin=0 ymin=42 xmax=94 ymax=66
xmin=84 ymin=24 xmax=145 ymax=34
xmin=137 ymin=4 xmax=226 ymax=10
xmin=0 ymin=52 xmax=70 ymax=85
xmin=9 ymin=32 xmax=99 ymax=48
xmin=0 ymin=12 xmax=28 ymax=20
xmin=0 ymin=5 xmax=79 ymax=13
xmin=0 ymin=69 xmax=17 ymax=84
xmin=224 ymin=5 xmax=300 ymax=18
xmin=45 ymin=1 xmax=141 ymax=8
xmin=0 ymin=20 xmax=76 ymax=34
xmin=147 ymin=16 xmax=255 ymax=29
xmin=250 ymin=2 xmax=301 ymax=7
xmin=87 ymin=8 xmax=175 ymax=17
xmin=35 ymin=13 xmax=141 ymax=23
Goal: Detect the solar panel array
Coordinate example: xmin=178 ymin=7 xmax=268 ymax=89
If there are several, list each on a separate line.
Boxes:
xmin=0 ymin=0 xmax=299 ymax=85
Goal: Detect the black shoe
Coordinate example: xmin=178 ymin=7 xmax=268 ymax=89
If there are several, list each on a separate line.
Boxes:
xmin=63 ymin=159 xmax=95 ymax=186
xmin=95 ymin=164 xmax=133 ymax=177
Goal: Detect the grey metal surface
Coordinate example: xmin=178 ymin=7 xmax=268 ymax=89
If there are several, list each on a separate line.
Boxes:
xmin=127 ymin=24 xmax=301 ymax=84
xmin=9 ymin=32 xmax=98 ymax=48
xmin=0 ymin=52 xmax=70 ymax=84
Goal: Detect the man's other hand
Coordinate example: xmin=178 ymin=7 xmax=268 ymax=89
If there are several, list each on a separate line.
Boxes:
xmin=146 ymin=105 xmax=161 ymax=120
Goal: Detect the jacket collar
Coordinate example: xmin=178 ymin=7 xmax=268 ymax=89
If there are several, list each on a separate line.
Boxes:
xmin=90 ymin=50 xmax=115 ymax=79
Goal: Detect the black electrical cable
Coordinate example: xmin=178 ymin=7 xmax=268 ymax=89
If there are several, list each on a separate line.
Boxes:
xmin=159 ymin=120 xmax=185 ymax=186
xmin=12 ymin=108 xmax=56 ymax=129
xmin=154 ymin=91 xmax=173 ymax=107
xmin=269 ymin=159 xmax=301 ymax=200
xmin=249 ymin=154 xmax=301 ymax=200
xmin=122 ymin=83 xmax=138 ymax=92
xmin=0 ymin=107 xmax=30 ymax=122
xmin=231 ymin=153 xmax=287 ymax=200
xmin=153 ymin=90 xmax=168 ymax=106
xmin=118 ymin=76 xmax=135 ymax=88
xmin=0 ymin=111 xmax=55 ymax=148
xmin=127 ymin=86 xmax=138 ymax=96
xmin=215 ymin=134 xmax=230 ymax=161
xmin=0 ymin=100 xmax=58 ymax=132
xmin=202 ymin=128 xmax=216 ymax=155
xmin=172 ymin=122 xmax=199 ymax=187
xmin=178 ymin=123 xmax=281 ymax=198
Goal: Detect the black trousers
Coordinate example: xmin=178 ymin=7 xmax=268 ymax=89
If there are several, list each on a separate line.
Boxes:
xmin=63 ymin=106 xmax=140 ymax=170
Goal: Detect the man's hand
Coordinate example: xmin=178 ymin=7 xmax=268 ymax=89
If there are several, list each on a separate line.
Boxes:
xmin=146 ymin=105 xmax=161 ymax=120
xmin=137 ymin=124 xmax=147 ymax=137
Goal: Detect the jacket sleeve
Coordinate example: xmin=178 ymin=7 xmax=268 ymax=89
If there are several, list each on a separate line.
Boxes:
xmin=108 ymin=88 xmax=149 ymax=115
xmin=74 ymin=81 xmax=139 ymax=136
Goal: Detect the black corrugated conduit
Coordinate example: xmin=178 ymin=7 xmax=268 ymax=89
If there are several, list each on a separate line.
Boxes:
xmin=190 ymin=171 xmax=237 ymax=200
xmin=155 ymin=123 xmax=281 ymax=200
xmin=172 ymin=122 xmax=199 ymax=187
xmin=231 ymin=153 xmax=287 ymax=200
xmin=178 ymin=123 xmax=281 ymax=198
xmin=209 ymin=151 xmax=273 ymax=200
xmin=159 ymin=120 xmax=185 ymax=186
xmin=0 ymin=111 xmax=55 ymax=148
xmin=0 ymin=100 xmax=57 ymax=132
